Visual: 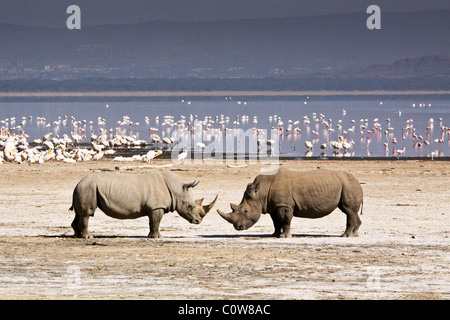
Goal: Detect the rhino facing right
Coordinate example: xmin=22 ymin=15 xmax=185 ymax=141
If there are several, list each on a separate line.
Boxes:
xmin=69 ymin=171 xmax=217 ymax=238
xmin=217 ymin=168 xmax=363 ymax=237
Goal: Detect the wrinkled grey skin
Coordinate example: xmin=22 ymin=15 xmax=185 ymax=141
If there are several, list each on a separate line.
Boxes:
xmin=218 ymin=169 xmax=363 ymax=238
xmin=69 ymin=171 xmax=217 ymax=238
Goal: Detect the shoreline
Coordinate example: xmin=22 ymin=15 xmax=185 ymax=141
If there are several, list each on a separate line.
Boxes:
xmin=20 ymin=143 xmax=449 ymax=162
xmin=1 ymin=90 xmax=450 ymax=98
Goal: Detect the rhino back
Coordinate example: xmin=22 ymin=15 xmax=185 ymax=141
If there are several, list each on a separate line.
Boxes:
xmin=267 ymin=169 xmax=352 ymax=217
xmin=78 ymin=172 xmax=172 ymax=219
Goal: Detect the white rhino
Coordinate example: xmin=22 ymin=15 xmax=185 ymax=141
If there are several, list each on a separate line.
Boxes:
xmin=218 ymin=169 xmax=363 ymax=237
xmin=69 ymin=171 xmax=217 ymax=238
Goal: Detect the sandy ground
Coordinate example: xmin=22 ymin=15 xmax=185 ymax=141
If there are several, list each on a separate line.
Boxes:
xmin=0 ymin=159 xmax=448 ymax=300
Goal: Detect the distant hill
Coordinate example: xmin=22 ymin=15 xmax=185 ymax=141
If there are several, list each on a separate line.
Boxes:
xmin=0 ymin=10 xmax=449 ymax=80
xmin=323 ymin=55 xmax=450 ymax=79
xmin=1 ymin=55 xmax=449 ymax=92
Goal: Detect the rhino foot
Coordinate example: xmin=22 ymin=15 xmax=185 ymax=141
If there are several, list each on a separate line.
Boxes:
xmin=272 ymin=231 xmax=292 ymax=238
xmin=148 ymin=232 xmax=162 ymax=239
xmin=279 ymin=232 xmax=293 ymax=238
xmin=73 ymin=233 xmax=93 ymax=239
xmin=271 ymin=232 xmax=281 ymax=237
xmin=73 ymin=231 xmax=82 ymax=238
xmin=341 ymin=231 xmax=359 ymax=237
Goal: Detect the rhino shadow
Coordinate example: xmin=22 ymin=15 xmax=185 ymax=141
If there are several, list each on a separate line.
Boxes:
xmin=201 ymin=233 xmax=340 ymax=239
xmin=42 ymin=234 xmax=147 ymax=239
xmin=43 ymin=233 xmax=340 ymax=239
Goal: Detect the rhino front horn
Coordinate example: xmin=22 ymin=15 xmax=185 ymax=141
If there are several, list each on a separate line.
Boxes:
xmin=202 ymin=194 xmax=218 ymax=217
xmin=217 ymin=209 xmax=237 ymax=224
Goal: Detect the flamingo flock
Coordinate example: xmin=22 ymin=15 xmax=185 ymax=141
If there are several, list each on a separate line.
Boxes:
xmin=0 ymin=114 xmax=165 ymax=165
xmin=1 ymin=102 xmax=449 ymax=165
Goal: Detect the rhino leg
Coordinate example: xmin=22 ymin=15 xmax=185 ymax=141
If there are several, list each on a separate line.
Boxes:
xmin=71 ymin=205 xmax=94 ymax=239
xmin=71 ymin=213 xmax=92 ymax=239
xmin=148 ymin=209 xmax=164 ymax=238
xmin=270 ymin=212 xmax=282 ymax=237
xmin=271 ymin=206 xmax=293 ymax=238
xmin=339 ymin=203 xmax=362 ymax=237
xmin=71 ymin=214 xmax=82 ymax=238
xmin=77 ymin=215 xmax=92 ymax=239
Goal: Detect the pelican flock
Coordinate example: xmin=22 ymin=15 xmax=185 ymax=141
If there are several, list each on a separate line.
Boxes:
xmin=1 ymin=101 xmax=449 ymax=165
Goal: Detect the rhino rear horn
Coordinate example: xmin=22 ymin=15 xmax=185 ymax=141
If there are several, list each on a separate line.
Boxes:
xmin=201 ymin=194 xmax=218 ymax=217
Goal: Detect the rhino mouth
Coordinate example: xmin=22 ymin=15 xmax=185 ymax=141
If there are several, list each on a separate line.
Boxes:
xmin=190 ymin=219 xmax=201 ymax=224
xmin=235 ymin=224 xmax=246 ymax=231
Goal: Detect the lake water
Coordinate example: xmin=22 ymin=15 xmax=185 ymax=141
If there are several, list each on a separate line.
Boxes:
xmin=1 ymin=96 xmax=449 ymax=159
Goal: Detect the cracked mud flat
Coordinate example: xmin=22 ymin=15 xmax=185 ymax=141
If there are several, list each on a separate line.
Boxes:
xmin=0 ymin=159 xmax=448 ymax=299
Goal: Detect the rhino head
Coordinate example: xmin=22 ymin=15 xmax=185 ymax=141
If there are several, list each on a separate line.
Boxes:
xmin=217 ymin=182 xmax=263 ymax=230
xmin=177 ymin=181 xmax=218 ymax=224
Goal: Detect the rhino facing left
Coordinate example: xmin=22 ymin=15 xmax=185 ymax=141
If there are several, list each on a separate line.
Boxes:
xmin=69 ymin=171 xmax=217 ymax=238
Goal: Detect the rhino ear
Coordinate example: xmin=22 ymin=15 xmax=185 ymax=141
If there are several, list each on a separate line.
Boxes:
xmin=246 ymin=182 xmax=260 ymax=200
xmin=230 ymin=203 xmax=238 ymax=211
xmin=247 ymin=182 xmax=260 ymax=193
xmin=183 ymin=180 xmax=199 ymax=191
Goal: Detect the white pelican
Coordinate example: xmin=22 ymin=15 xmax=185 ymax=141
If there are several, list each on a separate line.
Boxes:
xmin=43 ymin=132 xmax=52 ymax=141
xmin=91 ymin=141 xmax=104 ymax=153
xmin=145 ymin=150 xmax=162 ymax=162
xmin=177 ymin=146 xmax=189 ymax=164
xmin=163 ymin=137 xmax=174 ymax=146
xmin=331 ymin=141 xmax=342 ymax=152
xmin=92 ymin=151 xmax=105 ymax=161
xmin=342 ymin=141 xmax=353 ymax=150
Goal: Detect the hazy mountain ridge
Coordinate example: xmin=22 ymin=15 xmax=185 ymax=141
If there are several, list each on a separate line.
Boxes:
xmin=1 ymin=55 xmax=449 ymax=93
xmin=318 ymin=55 xmax=450 ymax=79
xmin=0 ymin=10 xmax=449 ymax=81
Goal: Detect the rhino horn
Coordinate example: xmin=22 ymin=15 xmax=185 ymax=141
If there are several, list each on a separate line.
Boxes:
xmin=201 ymin=194 xmax=218 ymax=217
xmin=217 ymin=208 xmax=237 ymax=224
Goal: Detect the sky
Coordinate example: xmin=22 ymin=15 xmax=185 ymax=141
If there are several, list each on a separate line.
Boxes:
xmin=0 ymin=0 xmax=449 ymax=27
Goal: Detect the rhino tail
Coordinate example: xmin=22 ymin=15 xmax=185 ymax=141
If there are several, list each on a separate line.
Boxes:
xmin=360 ymin=200 xmax=363 ymax=215
xmin=68 ymin=203 xmax=74 ymax=214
